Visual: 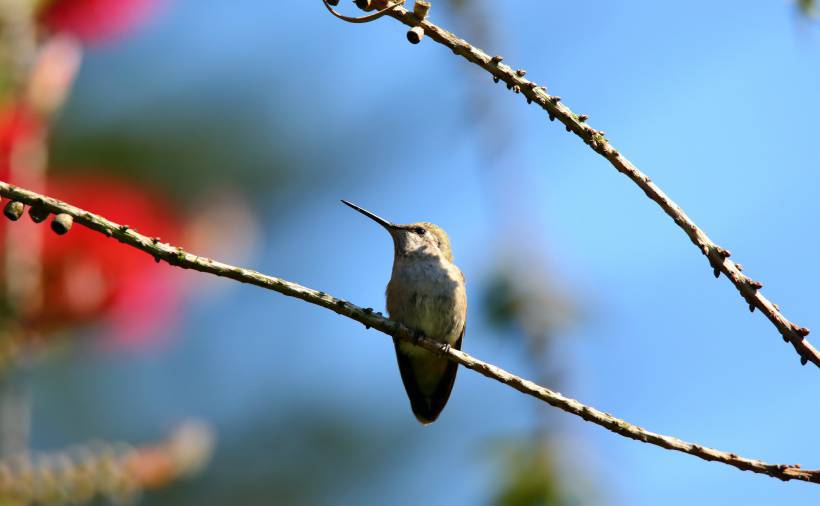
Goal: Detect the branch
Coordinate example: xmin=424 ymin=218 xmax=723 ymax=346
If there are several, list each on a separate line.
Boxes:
xmin=0 ymin=420 xmax=213 ymax=504
xmin=1 ymin=182 xmax=818 ymax=484
xmin=333 ymin=2 xmax=819 ymax=369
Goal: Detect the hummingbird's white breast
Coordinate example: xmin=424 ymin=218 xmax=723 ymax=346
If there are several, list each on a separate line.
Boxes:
xmin=386 ymin=255 xmax=466 ymax=354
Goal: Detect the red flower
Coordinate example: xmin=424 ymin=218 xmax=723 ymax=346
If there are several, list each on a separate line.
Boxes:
xmin=0 ymin=163 xmax=185 ymax=350
xmin=36 ymin=177 xmax=185 ymax=349
xmin=38 ymin=0 xmax=158 ymax=44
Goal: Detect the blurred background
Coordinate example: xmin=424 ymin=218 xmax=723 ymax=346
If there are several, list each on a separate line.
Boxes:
xmin=0 ymin=0 xmax=819 ymax=504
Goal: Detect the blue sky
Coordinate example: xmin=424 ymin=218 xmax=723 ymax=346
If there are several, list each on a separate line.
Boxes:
xmin=35 ymin=1 xmax=820 ymax=504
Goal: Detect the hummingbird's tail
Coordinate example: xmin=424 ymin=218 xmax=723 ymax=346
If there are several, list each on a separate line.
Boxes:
xmin=393 ymin=334 xmax=463 ymax=425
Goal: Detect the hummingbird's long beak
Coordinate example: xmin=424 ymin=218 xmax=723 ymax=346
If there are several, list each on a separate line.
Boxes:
xmin=341 ymin=200 xmax=394 ymax=230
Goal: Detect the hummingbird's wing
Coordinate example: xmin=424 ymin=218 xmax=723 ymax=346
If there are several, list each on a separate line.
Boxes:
xmin=394 ymin=323 xmax=465 ymax=425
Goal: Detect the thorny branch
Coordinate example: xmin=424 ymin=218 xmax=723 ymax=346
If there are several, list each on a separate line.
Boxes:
xmin=0 ymin=181 xmax=819 ymax=484
xmin=325 ymin=1 xmax=819 ymax=369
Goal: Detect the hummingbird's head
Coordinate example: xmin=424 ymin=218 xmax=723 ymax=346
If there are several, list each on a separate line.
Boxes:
xmin=341 ymin=201 xmax=454 ymax=262
xmin=392 ymin=222 xmax=453 ymax=262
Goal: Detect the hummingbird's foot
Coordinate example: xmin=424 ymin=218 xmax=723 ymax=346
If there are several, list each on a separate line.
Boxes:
xmin=437 ymin=343 xmax=452 ymax=357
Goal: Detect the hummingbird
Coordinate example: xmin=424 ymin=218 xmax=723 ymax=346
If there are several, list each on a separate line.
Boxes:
xmin=342 ymin=200 xmax=467 ymax=424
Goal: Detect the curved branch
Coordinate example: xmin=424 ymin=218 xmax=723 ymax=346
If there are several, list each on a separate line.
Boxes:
xmin=0 ymin=181 xmax=818 ymax=484
xmin=321 ymin=0 xmax=404 ymax=24
xmin=339 ymin=5 xmax=819 ymax=369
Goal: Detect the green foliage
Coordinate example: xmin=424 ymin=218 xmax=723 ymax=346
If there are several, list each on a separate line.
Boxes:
xmin=489 ymin=437 xmax=565 ymax=506
xmin=798 ymin=0 xmax=816 ymax=16
xmin=482 ymin=266 xmax=578 ymax=347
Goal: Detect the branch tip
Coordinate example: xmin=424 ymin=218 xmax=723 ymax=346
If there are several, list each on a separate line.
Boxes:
xmin=321 ymin=0 xmax=405 ymax=24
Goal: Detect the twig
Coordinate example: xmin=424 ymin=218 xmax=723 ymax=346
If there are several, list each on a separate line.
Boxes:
xmin=0 ymin=181 xmax=818 ymax=484
xmin=330 ymin=4 xmax=819 ymax=369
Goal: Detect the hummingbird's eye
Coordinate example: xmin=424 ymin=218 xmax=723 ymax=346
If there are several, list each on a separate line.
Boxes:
xmin=415 ymin=227 xmax=426 ymax=235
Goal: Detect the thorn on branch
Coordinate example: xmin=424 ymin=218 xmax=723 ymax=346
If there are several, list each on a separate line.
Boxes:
xmin=551 ymin=96 xmax=561 ymax=103
xmin=516 ymin=69 xmax=527 ymax=77
xmin=512 ymin=85 xmax=520 ymax=94
xmin=736 ymin=263 xmax=743 ymax=272
xmin=490 ymin=55 xmax=503 ymax=64
xmin=715 ymin=246 xmax=732 ymax=258
xmin=713 ymin=267 xmax=720 ymax=278
xmin=171 ymin=247 xmax=187 ymax=266
xmin=407 ymin=26 xmax=425 ymax=44
xmin=795 ymin=326 xmax=810 ymax=338
xmin=578 ymin=114 xmax=589 ymax=122
xmin=4 ymin=201 xmax=24 ymax=221
xmin=492 ymin=75 xmax=499 ymax=83
xmin=748 ymin=280 xmax=763 ymax=290
xmin=51 ymin=213 xmax=73 ymax=235
xmin=801 ymin=356 xmax=809 ymax=366
xmin=749 ymin=303 xmax=755 ymax=312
